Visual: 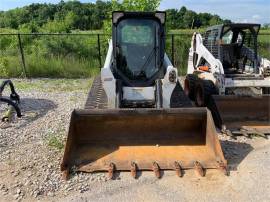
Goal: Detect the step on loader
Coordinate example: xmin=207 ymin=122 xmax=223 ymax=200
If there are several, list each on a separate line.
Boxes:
xmin=61 ymin=11 xmax=227 ymax=179
xmin=185 ymin=23 xmax=270 ymax=137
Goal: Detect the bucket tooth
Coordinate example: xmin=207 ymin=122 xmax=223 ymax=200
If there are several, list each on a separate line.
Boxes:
xmin=218 ymin=162 xmax=228 ymax=176
xmin=108 ymin=163 xmax=115 ymax=180
xmin=130 ymin=162 xmax=137 ymax=179
xmin=194 ymin=161 xmax=204 ymax=177
xmin=152 ymin=162 xmax=161 ymax=179
xmin=62 ymin=169 xmax=69 ymax=181
xmin=174 ymin=161 xmax=183 ymax=177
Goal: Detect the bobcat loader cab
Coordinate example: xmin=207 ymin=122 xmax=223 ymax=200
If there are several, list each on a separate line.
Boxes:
xmin=101 ymin=11 xmax=178 ymax=108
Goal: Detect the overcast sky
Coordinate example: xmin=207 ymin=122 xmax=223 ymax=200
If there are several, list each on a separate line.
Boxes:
xmin=0 ymin=0 xmax=269 ymax=24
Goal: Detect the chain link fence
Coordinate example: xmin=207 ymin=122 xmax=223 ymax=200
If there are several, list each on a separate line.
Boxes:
xmin=0 ymin=33 xmax=269 ymax=78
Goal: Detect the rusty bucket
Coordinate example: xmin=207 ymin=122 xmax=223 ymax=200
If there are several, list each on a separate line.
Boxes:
xmin=210 ymin=95 xmax=270 ymax=132
xmin=61 ymin=108 xmax=226 ymax=179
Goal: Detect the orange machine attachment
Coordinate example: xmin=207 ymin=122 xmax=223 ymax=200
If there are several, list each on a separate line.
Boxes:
xmin=210 ymin=95 xmax=270 ymax=136
xmin=61 ymin=108 xmax=227 ymax=179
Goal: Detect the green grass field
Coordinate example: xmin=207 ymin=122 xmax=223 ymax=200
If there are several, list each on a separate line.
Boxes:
xmin=0 ymin=29 xmax=269 ymax=78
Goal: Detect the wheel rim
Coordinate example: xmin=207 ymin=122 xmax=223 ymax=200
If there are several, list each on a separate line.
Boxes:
xmin=196 ymin=86 xmax=204 ymax=107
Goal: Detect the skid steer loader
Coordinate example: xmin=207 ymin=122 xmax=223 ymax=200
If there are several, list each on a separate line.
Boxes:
xmin=61 ymin=11 xmax=227 ymax=180
xmin=184 ymin=23 xmax=270 ymax=136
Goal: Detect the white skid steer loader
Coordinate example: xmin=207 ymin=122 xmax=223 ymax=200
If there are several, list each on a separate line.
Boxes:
xmin=61 ymin=11 xmax=227 ymax=180
xmin=184 ymin=23 xmax=270 ymax=136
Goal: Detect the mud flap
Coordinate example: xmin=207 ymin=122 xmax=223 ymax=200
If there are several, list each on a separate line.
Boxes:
xmin=209 ymin=95 xmax=270 ymax=132
xmin=61 ymin=108 xmax=226 ymax=178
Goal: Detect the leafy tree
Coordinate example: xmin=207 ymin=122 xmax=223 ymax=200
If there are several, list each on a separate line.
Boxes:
xmin=41 ymin=20 xmax=70 ymax=33
xmin=19 ymin=21 xmax=40 ymax=33
xmin=166 ymin=9 xmax=180 ymax=29
xmin=179 ymin=6 xmax=187 ymax=16
xmin=0 ymin=0 xmax=231 ymax=31
xmin=183 ymin=10 xmax=197 ymax=29
xmin=120 ymin=0 xmax=160 ymax=11
xmin=103 ymin=0 xmax=161 ymax=35
xmin=209 ymin=15 xmax=222 ymax=26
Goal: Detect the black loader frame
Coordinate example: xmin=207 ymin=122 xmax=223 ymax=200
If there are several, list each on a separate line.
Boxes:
xmin=0 ymin=80 xmax=21 ymax=121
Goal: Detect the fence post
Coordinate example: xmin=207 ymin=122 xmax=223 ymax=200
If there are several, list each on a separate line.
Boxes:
xmin=17 ymin=34 xmax=27 ymax=78
xmin=171 ymin=34 xmax=175 ymax=66
xmin=97 ymin=34 xmax=102 ymax=70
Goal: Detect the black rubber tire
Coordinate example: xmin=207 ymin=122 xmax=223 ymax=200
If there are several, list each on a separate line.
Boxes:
xmin=184 ymin=74 xmax=197 ymax=101
xmin=194 ymin=79 xmax=217 ymax=107
xmin=262 ymin=87 xmax=270 ymax=94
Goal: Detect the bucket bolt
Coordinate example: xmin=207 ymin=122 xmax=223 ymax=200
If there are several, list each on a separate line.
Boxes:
xmin=174 ymin=161 xmax=183 ymax=177
xmin=130 ymin=162 xmax=137 ymax=179
xmin=194 ymin=161 xmax=205 ymax=177
xmin=152 ymin=162 xmax=161 ymax=179
xmin=108 ymin=163 xmax=115 ymax=180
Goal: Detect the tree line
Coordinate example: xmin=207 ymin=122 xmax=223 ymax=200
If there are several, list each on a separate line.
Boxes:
xmin=0 ymin=0 xmax=231 ymax=32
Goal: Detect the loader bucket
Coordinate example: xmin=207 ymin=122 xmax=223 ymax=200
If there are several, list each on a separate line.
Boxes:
xmin=210 ymin=95 xmax=270 ymax=131
xmin=61 ymin=108 xmax=226 ymax=178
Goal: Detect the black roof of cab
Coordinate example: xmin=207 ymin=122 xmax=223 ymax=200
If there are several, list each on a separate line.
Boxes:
xmin=206 ymin=23 xmax=261 ymax=36
xmin=112 ymin=11 xmax=166 ymax=25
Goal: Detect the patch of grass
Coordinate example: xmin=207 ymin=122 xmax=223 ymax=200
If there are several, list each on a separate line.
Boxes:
xmin=258 ymin=34 xmax=270 ymax=60
xmin=165 ymin=34 xmax=190 ymax=75
xmin=1 ymin=54 xmax=100 ymax=79
xmin=47 ymin=134 xmax=64 ymax=151
xmin=69 ymin=96 xmax=79 ymax=102
xmin=12 ymin=78 xmax=94 ymax=92
xmin=0 ymin=29 xmax=269 ymax=79
xmin=26 ymin=55 xmax=100 ymax=78
xmin=0 ymin=56 xmax=23 ymax=78
xmin=0 ymin=33 xmax=104 ymax=78
xmin=260 ymin=29 xmax=270 ymax=34
xmin=258 ymin=34 xmax=270 ymax=43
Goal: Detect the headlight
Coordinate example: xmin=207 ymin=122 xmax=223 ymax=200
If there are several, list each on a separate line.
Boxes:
xmin=169 ymin=70 xmax=177 ymax=83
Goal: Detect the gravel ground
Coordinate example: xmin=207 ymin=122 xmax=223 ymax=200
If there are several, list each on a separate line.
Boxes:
xmin=0 ymin=78 xmax=269 ymax=202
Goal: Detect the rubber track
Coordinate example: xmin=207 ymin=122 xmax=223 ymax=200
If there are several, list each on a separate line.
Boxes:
xmin=84 ymin=75 xmax=108 ymax=109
